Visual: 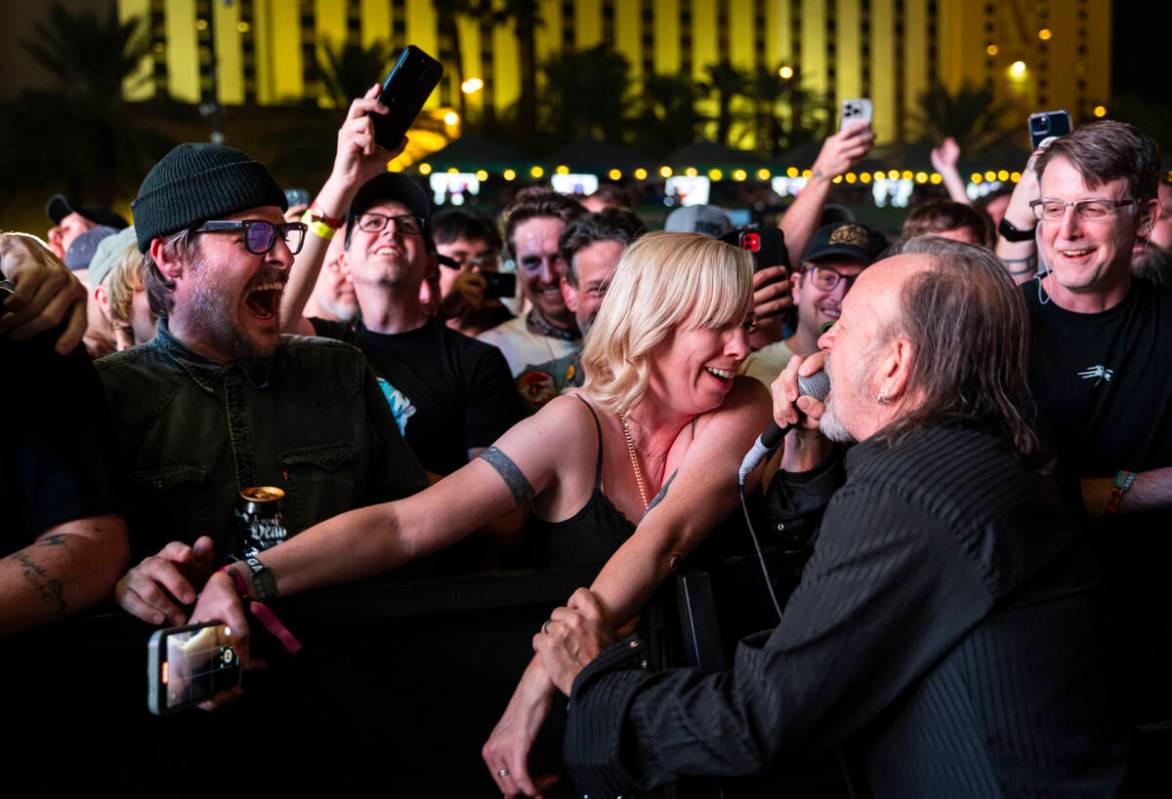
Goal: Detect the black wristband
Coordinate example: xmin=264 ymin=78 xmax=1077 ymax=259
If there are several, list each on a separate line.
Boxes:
xmin=999 ymin=217 xmax=1037 ymax=242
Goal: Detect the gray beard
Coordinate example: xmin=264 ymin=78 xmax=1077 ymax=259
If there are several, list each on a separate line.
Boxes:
xmin=819 ymin=397 xmax=857 ymax=444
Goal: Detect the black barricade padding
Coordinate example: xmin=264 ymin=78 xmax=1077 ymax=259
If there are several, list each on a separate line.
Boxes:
xmin=0 ymin=498 xmax=848 ymax=795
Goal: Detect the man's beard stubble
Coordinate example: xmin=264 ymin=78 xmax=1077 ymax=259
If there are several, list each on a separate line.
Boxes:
xmin=187 ymin=259 xmax=280 ymax=360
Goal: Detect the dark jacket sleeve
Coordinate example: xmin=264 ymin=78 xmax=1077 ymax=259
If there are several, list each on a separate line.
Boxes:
xmin=563 ymin=482 xmax=996 ymax=796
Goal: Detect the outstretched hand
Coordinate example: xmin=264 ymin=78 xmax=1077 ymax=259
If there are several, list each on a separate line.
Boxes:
xmin=812 ymin=122 xmax=875 ymax=182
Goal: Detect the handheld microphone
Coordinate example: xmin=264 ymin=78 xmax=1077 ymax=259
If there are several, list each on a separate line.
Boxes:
xmin=738 ymin=370 xmax=831 ymax=484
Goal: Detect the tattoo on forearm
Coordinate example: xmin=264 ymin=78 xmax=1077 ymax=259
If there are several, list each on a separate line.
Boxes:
xmin=12 ymin=552 xmax=66 ymax=616
xmin=647 ymin=471 xmax=677 ymax=512
xmin=480 ymin=446 xmax=535 ymax=505
xmin=37 ymin=535 xmax=69 ymax=546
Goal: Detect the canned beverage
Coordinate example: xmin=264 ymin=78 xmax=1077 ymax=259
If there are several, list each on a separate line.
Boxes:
xmin=236 ymin=486 xmax=289 ymax=555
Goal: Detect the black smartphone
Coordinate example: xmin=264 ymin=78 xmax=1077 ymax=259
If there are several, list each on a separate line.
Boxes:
xmin=483 ymin=271 xmax=516 ymax=299
xmin=720 ymin=227 xmax=788 ymax=272
xmin=1028 ymin=110 xmax=1072 ymax=150
xmin=370 ymin=45 xmax=444 ymax=151
xmin=147 ymin=621 xmax=242 ymax=715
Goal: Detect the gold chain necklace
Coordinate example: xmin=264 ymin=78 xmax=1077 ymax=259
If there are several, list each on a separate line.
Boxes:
xmin=619 ymin=412 xmax=650 ymax=511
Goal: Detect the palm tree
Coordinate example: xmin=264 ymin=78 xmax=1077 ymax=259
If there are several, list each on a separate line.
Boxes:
xmin=268 ymin=38 xmax=449 ymax=188
xmin=749 ymin=65 xmax=830 ymax=155
xmin=494 ymin=0 xmax=543 ymax=133
xmin=313 ymin=38 xmax=396 ymax=108
xmin=0 ymin=4 xmax=170 ymax=207
xmin=432 ymin=0 xmax=473 ymax=120
xmin=539 ymin=45 xmax=631 ymax=143
xmin=911 ymin=82 xmax=1017 ymax=155
xmin=702 ymin=60 xmax=749 ymax=147
xmin=630 ymin=74 xmax=707 ymax=153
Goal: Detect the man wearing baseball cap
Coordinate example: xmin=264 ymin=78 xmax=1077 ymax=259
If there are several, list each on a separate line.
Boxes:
xmin=44 ymin=193 xmax=129 ymax=261
xmin=741 ymin=221 xmax=887 ymax=388
xmin=289 ymin=170 xmax=521 ymax=479
xmin=96 ymin=141 xmax=426 ymax=627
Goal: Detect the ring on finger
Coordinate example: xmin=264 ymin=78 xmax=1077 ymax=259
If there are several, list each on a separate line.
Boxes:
xmin=497 ymin=768 xmax=510 ymax=778
xmin=541 ymin=619 xmax=551 ymax=635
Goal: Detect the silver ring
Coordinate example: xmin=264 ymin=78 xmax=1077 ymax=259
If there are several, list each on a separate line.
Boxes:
xmin=497 ymin=768 xmax=510 ymax=778
xmin=541 ymin=620 xmax=551 ymax=635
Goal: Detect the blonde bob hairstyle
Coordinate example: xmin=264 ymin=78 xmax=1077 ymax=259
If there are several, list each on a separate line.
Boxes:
xmin=580 ymin=231 xmax=754 ymax=416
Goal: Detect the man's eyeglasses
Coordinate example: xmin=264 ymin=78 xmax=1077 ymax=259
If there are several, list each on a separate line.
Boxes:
xmin=806 ymin=265 xmax=859 ymax=292
xmin=1029 ymin=198 xmax=1137 ymax=222
xmin=355 ymin=212 xmax=426 ymax=237
xmin=191 ymin=220 xmax=307 ymax=255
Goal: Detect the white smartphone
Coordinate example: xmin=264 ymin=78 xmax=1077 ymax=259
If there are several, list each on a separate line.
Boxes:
xmin=840 ymin=98 xmax=873 ymax=131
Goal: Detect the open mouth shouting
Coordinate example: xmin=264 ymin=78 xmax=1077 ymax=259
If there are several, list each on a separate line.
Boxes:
xmin=244 ymin=278 xmax=284 ymax=321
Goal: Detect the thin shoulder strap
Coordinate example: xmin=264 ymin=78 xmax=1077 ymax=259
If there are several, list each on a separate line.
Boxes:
xmin=571 ymin=394 xmax=605 ymax=487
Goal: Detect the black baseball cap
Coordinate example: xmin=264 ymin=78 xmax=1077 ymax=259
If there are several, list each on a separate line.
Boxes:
xmin=800 ymin=222 xmax=887 ymax=266
xmin=46 ymin=194 xmax=129 ymax=230
xmin=346 ymin=173 xmax=433 ymax=250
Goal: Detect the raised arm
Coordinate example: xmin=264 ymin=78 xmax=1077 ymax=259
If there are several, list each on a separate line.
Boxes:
xmin=995 ymin=147 xmax=1048 ymax=284
xmin=929 ymin=137 xmax=973 ymax=206
xmin=280 ymin=85 xmax=401 ymax=334
xmin=779 ymin=123 xmax=875 ymax=266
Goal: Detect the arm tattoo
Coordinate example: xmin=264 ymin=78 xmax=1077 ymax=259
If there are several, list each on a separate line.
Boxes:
xmin=37 ymin=535 xmax=69 ymax=546
xmin=479 ymin=446 xmax=535 ymax=505
xmin=646 ymin=471 xmax=677 ymax=512
xmin=11 ymin=552 xmax=66 ymax=616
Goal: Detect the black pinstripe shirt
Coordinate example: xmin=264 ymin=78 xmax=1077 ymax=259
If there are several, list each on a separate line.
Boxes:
xmin=563 ymin=420 xmax=1127 ymax=798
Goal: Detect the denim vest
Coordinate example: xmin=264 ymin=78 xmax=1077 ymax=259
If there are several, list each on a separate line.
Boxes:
xmin=96 ymin=323 xmax=427 ymax=561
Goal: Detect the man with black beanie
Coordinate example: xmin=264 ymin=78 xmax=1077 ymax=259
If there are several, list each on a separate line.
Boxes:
xmin=96 ymin=142 xmax=427 ymax=627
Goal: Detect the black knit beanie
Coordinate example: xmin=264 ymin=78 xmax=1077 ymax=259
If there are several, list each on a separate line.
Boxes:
xmin=131 ymin=143 xmax=288 ymax=252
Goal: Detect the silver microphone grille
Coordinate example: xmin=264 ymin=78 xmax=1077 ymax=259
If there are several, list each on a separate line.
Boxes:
xmin=797 ymin=369 xmax=831 ymax=402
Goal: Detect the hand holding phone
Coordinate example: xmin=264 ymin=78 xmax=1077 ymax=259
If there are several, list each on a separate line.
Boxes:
xmin=840 ymin=98 xmax=873 ymax=131
xmin=369 ymin=45 xmax=444 ymax=151
xmin=148 ymin=621 xmax=242 ymax=715
xmin=1029 ymin=110 xmax=1072 ymax=150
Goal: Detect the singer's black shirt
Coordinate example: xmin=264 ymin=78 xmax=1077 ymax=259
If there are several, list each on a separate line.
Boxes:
xmin=562 ymin=420 xmax=1126 ymax=798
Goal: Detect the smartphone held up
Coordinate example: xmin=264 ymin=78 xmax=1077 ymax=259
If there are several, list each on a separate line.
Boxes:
xmin=369 ymin=45 xmax=444 ymax=151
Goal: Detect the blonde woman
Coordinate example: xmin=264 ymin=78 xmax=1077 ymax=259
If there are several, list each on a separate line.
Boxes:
xmin=190 ymin=232 xmax=772 ymax=791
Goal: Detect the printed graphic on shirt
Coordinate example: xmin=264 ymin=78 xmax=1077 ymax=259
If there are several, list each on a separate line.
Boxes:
xmin=1077 ymin=365 xmax=1115 ymax=385
xmin=377 ymin=377 xmax=416 ymax=436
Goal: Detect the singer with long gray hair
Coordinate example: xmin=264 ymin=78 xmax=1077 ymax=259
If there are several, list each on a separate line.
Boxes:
xmin=187 ymin=231 xmax=774 ymax=793
xmin=534 ymin=237 xmax=1126 ymax=798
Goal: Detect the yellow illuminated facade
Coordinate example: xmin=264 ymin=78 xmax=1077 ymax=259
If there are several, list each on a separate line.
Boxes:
xmin=120 ymin=0 xmax=1112 ymax=145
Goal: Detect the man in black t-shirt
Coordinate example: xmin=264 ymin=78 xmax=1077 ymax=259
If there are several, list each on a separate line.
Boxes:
xmin=300 ymin=173 xmax=522 ymax=477
xmin=998 ymin=121 xmax=1172 ymax=731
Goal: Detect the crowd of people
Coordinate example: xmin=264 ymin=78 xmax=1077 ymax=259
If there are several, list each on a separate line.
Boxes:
xmin=3 ymin=79 xmax=1172 ymax=795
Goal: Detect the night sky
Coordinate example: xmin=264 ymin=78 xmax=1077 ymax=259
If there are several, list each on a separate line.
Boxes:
xmin=1111 ymin=7 xmax=1170 ymax=103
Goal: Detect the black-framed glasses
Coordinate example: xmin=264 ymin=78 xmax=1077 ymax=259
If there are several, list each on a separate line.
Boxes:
xmin=191 ymin=220 xmax=307 ymax=255
xmin=807 ymin=265 xmax=859 ymax=292
xmin=1029 ymin=197 xmax=1137 ymax=222
xmin=355 ymin=212 xmax=425 ymax=237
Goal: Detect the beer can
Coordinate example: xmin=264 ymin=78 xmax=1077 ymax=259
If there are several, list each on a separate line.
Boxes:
xmin=236 ymin=486 xmax=289 ymax=555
